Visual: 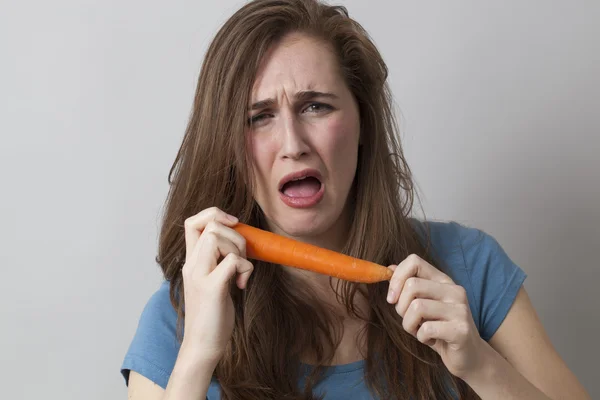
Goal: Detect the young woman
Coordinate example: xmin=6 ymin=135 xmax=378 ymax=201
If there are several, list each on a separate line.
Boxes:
xmin=121 ymin=0 xmax=590 ymax=399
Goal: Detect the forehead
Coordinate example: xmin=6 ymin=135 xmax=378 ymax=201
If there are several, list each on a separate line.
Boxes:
xmin=250 ymin=33 xmax=343 ymax=101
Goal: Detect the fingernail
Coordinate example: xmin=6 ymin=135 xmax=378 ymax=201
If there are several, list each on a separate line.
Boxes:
xmin=227 ymin=214 xmax=238 ymax=223
xmin=387 ymin=289 xmax=394 ymax=303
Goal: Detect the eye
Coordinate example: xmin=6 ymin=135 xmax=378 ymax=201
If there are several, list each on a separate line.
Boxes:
xmin=303 ymin=102 xmax=333 ymax=114
xmin=247 ymin=113 xmax=271 ymax=127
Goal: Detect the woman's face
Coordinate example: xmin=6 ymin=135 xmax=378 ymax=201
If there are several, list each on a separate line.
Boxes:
xmin=247 ymin=32 xmax=361 ymax=245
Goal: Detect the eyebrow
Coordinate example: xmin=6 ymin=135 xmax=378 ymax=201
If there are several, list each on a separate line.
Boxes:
xmin=249 ymin=90 xmax=339 ymax=110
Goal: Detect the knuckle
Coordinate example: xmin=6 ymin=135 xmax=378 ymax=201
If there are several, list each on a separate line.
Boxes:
xmin=184 ymin=217 xmax=194 ymax=230
xmin=395 ymin=302 xmax=405 ymax=318
xmin=202 ymin=234 xmax=220 ymax=254
xmin=233 ymin=232 xmax=247 ymax=255
xmin=401 ymin=316 xmax=410 ymax=331
xmin=224 ymin=252 xmax=240 ymax=263
xmin=203 ymin=230 xmax=218 ymax=243
xmin=221 ymin=259 xmax=237 ymax=274
xmin=440 ymin=276 xmax=454 ymax=285
xmin=210 ymin=206 xmax=227 ymax=220
xmin=239 ymin=237 xmax=247 ymax=254
xmin=408 ymin=253 xmax=421 ymax=264
xmin=411 ymin=299 xmax=424 ymax=312
xmin=457 ymin=303 xmax=470 ymax=318
xmin=205 ymin=220 xmax=220 ymax=232
xmin=454 ymin=285 xmax=468 ymax=301
xmin=423 ymin=322 xmax=435 ymax=335
xmin=457 ymin=322 xmax=470 ymax=336
xmin=417 ymin=327 xmax=430 ymax=343
xmin=405 ymin=277 xmax=418 ymax=290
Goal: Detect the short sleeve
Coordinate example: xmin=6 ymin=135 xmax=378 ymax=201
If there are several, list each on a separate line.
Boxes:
xmin=121 ymin=281 xmax=181 ymax=389
xmin=455 ymin=223 xmax=527 ymax=341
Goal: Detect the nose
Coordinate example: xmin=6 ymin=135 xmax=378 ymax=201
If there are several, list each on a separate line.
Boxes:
xmin=278 ymin=111 xmax=311 ymax=160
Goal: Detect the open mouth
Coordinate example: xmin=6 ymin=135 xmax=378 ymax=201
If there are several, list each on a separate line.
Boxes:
xmin=279 ymin=175 xmax=323 ymax=198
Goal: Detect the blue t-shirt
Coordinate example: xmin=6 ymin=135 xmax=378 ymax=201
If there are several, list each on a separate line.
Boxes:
xmin=120 ymin=220 xmax=526 ymax=399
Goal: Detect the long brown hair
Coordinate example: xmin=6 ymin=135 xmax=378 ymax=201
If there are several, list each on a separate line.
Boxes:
xmin=156 ymin=0 xmax=479 ymax=398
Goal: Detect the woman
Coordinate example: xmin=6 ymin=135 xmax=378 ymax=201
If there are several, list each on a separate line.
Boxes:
xmin=121 ymin=0 xmax=590 ymax=399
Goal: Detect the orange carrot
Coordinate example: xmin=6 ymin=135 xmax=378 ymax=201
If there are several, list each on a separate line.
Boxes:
xmin=233 ymin=222 xmax=392 ymax=283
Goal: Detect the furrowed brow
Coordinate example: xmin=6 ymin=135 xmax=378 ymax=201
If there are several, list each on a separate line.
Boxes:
xmin=249 ymin=91 xmax=338 ymax=110
xmin=294 ymin=90 xmax=338 ymax=102
xmin=249 ymin=98 xmax=276 ymax=111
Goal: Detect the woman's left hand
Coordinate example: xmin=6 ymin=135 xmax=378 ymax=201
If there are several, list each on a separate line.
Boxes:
xmin=386 ymin=254 xmax=489 ymax=380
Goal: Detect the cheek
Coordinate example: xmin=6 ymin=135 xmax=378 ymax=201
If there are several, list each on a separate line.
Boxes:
xmin=323 ymin=115 xmax=360 ymax=167
xmin=252 ymin=137 xmax=278 ymax=167
xmin=250 ymin=136 xmax=277 ymax=193
xmin=326 ymin=111 xmax=359 ymax=143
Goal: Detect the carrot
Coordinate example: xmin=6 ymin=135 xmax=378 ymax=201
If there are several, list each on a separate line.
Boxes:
xmin=232 ymin=222 xmax=392 ymax=283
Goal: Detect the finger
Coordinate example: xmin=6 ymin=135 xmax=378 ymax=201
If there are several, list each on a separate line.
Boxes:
xmin=184 ymin=207 xmax=239 ymax=263
xmin=234 ymin=258 xmax=254 ymax=289
xmin=416 ymin=320 xmax=470 ymax=347
xmin=394 ymin=277 xmax=450 ymax=316
xmin=184 ymin=230 xmax=241 ymax=277
xmin=400 ymin=299 xmax=459 ymax=336
xmin=394 ymin=277 xmax=468 ymax=316
xmin=211 ymin=253 xmax=254 ymax=291
xmin=416 ymin=321 xmax=443 ymax=347
xmin=202 ymin=220 xmax=247 ymax=258
xmin=387 ymin=254 xmax=453 ymax=304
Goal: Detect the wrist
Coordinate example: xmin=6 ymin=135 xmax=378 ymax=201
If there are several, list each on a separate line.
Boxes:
xmin=460 ymin=338 xmax=498 ymax=386
xmin=164 ymin=341 xmax=218 ymax=399
xmin=179 ymin=339 xmax=222 ymax=370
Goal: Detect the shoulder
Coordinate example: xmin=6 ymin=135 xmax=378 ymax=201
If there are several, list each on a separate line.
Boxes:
xmin=409 ymin=218 xmax=519 ymax=276
xmin=410 ymin=218 xmax=527 ymax=341
xmin=409 ymin=218 xmax=485 ymax=259
xmin=121 ymin=281 xmax=181 ymax=389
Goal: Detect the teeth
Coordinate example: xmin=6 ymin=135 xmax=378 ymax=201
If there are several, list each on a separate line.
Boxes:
xmin=281 ymin=175 xmax=318 ymax=189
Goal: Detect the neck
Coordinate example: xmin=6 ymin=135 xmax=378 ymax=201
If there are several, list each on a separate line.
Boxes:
xmin=274 ymin=217 xmax=352 ymax=290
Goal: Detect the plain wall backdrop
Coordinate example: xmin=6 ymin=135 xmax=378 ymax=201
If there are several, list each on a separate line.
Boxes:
xmin=1 ymin=0 xmax=598 ymax=398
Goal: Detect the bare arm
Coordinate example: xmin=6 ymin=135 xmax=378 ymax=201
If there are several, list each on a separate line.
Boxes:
xmin=127 ymin=372 xmax=165 ymax=399
xmin=462 ymin=287 xmax=591 ymax=399
xmin=127 ymin=345 xmax=216 ymax=400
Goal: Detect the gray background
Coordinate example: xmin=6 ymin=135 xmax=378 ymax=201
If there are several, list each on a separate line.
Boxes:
xmin=1 ymin=0 xmax=598 ymax=398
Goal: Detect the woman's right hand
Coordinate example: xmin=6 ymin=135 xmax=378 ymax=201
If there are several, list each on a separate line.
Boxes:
xmin=180 ymin=207 xmax=254 ymax=366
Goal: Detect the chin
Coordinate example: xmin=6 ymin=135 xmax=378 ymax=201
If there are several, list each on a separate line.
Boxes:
xmin=277 ymin=218 xmax=321 ymax=237
xmin=273 ymin=209 xmax=339 ymax=239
